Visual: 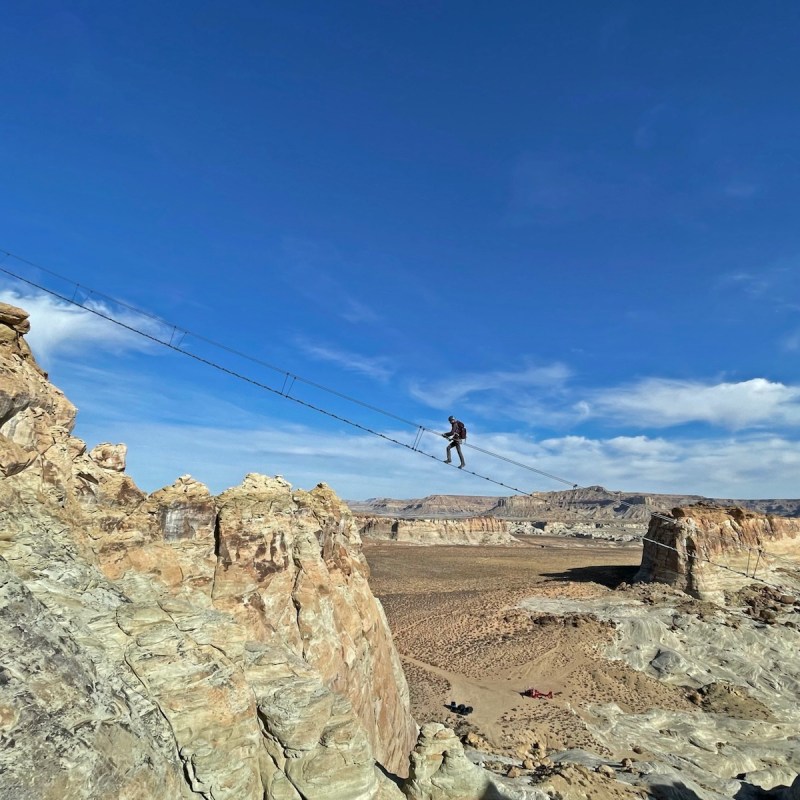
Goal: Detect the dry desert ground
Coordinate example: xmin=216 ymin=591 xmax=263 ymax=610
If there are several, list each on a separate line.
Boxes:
xmin=364 ymin=537 xmax=697 ymax=760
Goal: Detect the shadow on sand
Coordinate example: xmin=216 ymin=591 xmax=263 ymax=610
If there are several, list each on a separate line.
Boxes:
xmin=540 ymin=563 xmax=639 ymax=588
xmin=647 ymin=783 xmax=704 ymax=799
xmin=643 ymin=779 xmax=797 ymax=799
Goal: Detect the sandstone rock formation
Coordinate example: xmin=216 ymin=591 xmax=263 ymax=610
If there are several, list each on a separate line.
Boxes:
xmin=88 ymin=441 xmax=127 ymax=472
xmin=349 ymin=495 xmax=501 ymax=519
xmin=520 ymin=591 xmax=800 ymax=798
xmin=635 ymin=504 xmax=800 ymax=601
xmin=357 ymin=515 xmax=515 ymax=546
xmin=405 ymin=723 xmax=494 ymax=800
xmin=350 ymin=489 xmax=800 ymax=524
xmin=491 ymin=486 xmax=659 ymax=522
xmin=0 ymin=301 xmax=414 ymax=799
xmin=404 ymin=723 xmax=549 ymax=800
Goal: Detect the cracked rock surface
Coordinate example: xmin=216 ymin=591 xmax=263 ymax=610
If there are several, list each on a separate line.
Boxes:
xmin=0 ymin=301 xmax=413 ymax=800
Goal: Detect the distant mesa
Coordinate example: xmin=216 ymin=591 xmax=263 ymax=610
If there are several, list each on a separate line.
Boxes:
xmin=349 ymin=488 xmax=800 ymax=525
xmin=349 ymin=488 xmax=800 ymax=547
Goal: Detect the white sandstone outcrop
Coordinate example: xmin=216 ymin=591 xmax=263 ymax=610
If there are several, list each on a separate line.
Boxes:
xmin=404 ymin=723 xmax=549 ymax=800
xmin=357 ymin=515 xmax=516 ymax=545
xmin=635 ymin=504 xmax=800 ymax=601
xmin=0 ymin=302 xmax=414 ymax=800
xmin=405 ymin=723 xmax=494 ymax=799
xmin=519 ymin=592 xmax=800 ymax=798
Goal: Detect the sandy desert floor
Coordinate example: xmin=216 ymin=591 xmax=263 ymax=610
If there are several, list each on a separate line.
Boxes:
xmin=364 ymin=537 xmax=696 ymax=761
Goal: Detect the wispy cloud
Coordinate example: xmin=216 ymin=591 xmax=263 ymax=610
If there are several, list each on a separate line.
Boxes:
xmin=280 ymin=237 xmax=381 ymax=325
xmin=719 ymin=263 xmax=800 ymax=306
xmin=781 ymin=329 xmax=800 ymax=352
xmin=340 ymin=297 xmax=379 ymax=324
xmin=62 ymin=360 xmax=265 ymax=427
xmin=510 ymin=156 xmax=582 ymax=216
xmin=294 ymin=337 xmax=393 ymax=382
xmin=586 ymin=377 xmax=800 ymax=430
xmin=719 ymin=271 xmax=772 ymax=298
xmin=0 ymin=288 xmax=165 ymax=367
xmin=723 ymin=180 xmax=758 ymax=199
xmin=410 ymin=365 xmax=800 ymax=434
xmin=8 ymin=289 xmax=799 ymax=501
xmin=409 ymin=363 xmax=571 ymax=413
xmin=507 ymin=151 xmax=651 ymax=225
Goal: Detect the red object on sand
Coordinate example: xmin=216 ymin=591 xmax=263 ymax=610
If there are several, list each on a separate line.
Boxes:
xmin=522 ymin=688 xmax=553 ymax=699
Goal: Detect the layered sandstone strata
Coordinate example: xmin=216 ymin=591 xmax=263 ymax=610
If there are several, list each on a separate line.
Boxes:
xmin=635 ymin=504 xmax=800 ymax=601
xmin=0 ymin=302 xmax=414 ymax=800
xmin=357 ymin=515 xmax=515 ymax=545
xmin=348 ymin=494 xmax=500 ymax=518
xmin=351 ymin=491 xmax=800 ymax=523
xmin=491 ymin=487 xmax=659 ymax=522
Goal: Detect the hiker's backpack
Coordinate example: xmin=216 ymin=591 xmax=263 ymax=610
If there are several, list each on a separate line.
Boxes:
xmin=456 ymin=421 xmax=467 ymax=440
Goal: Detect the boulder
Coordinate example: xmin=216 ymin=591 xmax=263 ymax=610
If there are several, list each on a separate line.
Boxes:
xmin=0 ymin=301 xmax=30 ymax=333
xmin=88 ymin=442 xmax=127 ymax=472
xmin=404 ymin=723 xmax=493 ymax=800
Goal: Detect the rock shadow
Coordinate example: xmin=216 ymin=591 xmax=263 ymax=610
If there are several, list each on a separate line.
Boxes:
xmin=734 ymin=776 xmax=800 ymax=798
xmin=648 ymin=782 xmax=704 ymax=800
xmin=480 ymin=786 xmax=516 ymax=800
xmin=375 ymin=761 xmax=402 ymax=788
xmin=540 ymin=563 xmax=639 ymax=588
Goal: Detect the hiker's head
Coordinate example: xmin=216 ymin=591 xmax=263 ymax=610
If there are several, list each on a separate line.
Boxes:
xmin=448 ymin=416 xmax=455 ymax=422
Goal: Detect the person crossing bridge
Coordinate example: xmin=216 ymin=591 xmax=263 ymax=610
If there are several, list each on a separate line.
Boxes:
xmin=442 ymin=415 xmax=467 ymax=468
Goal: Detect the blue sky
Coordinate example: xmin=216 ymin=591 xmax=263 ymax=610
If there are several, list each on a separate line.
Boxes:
xmin=1 ymin=1 xmax=799 ymax=500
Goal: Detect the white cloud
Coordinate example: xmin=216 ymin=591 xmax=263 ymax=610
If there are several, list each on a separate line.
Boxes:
xmin=587 ymin=378 xmax=800 ymax=430
xmin=43 ymin=353 xmax=800 ymax=500
xmin=461 ymin=431 xmax=800 ymax=500
xmin=0 ymin=288 xmax=166 ymax=366
xmin=73 ymin=412 xmax=800 ymax=502
xmin=409 ymin=363 xmax=571 ymax=412
xmin=294 ymin=337 xmax=393 ymax=382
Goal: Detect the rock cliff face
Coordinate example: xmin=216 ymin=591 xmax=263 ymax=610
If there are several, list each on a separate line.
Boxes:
xmin=0 ymin=302 xmax=415 ymax=800
xmin=349 ymin=495 xmax=501 ymax=519
xmin=635 ymin=504 xmax=800 ymax=601
xmin=490 ymin=487 xmax=667 ymax=522
xmin=356 ymin=515 xmax=515 ymax=546
xmin=350 ymin=490 xmax=800 ymax=523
